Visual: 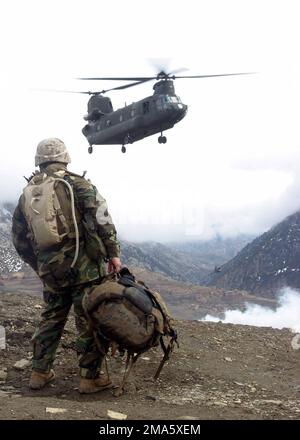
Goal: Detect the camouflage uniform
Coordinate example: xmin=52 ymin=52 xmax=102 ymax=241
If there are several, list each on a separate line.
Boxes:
xmin=12 ymin=162 xmax=120 ymax=379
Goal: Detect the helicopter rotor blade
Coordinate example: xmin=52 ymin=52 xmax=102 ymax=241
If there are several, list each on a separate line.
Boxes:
xmin=31 ymin=80 xmax=152 ymax=95
xmin=172 ymin=72 xmax=255 ymax=79
xmin=30 ymin=88 xmax=96 ymax=95
xmin=148 ymin=57 xmax=171 ymax=74
xmin=167 ymin=67 xmax=189 ymax=76
xmin=78 ymin=71 xmax=253 ymax=82
xmin=148 ymin=58 xmax=188 ymax=76
xmin=103 ymin=78 xmax=153 ymax=92
xmin=34 ymin=71 xmax=255 ymax=97
xmin=78 ymin=76 xmax=157 ymax=81
xmin=77 ymin=68 xmax=189 ymax=82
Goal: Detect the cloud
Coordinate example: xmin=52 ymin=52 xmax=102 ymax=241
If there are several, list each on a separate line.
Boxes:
xmin=202 ymin=287 xmax=300 ymax=332
xmin=228 ymin=150 xmax=300 ymax=233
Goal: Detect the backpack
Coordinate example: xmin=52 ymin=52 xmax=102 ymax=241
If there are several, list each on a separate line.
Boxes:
xmin=22 ymin=171 xmax=80 ymax=268
xmin=82 ymin=268 xmax=178 ymax=393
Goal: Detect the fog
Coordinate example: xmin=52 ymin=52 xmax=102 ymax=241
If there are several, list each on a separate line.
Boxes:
xmin=203 ymin=288 xmax=300 ymax=333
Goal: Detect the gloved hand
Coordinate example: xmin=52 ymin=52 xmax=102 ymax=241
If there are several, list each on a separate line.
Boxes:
xmin=108 ymin=257 xmax=122 ymax=274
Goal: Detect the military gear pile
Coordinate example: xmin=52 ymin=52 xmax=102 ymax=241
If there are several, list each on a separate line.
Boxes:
xmin=83 ymin=268 xmax=178 ymax=387
xmin=35 ymin=138 xmax=71 ymax=166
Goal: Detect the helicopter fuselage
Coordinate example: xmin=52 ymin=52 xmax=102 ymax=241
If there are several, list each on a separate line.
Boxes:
xmin=82 ymin=86 xmax=187 ymax=147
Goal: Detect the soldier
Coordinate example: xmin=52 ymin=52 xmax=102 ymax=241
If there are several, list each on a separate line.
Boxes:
xmin=12 ymin=138 xmax=121 ymax=393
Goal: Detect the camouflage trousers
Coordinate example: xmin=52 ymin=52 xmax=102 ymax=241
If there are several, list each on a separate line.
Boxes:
xmin=32 ymin=284 xmax=105 ymax=379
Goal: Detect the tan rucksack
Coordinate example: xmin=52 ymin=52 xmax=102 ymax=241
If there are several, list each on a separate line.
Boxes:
xmin=22 ymin=171 xmax=80 ymax=267
xmin=83 ymin=268 xmax=178 ymax=394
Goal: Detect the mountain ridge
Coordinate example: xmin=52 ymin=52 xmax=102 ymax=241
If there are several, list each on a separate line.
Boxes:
xmin=202 ymin=210 xmax=300 ymax=296
xmin=0 ymin=203 xmax=251 ymax=284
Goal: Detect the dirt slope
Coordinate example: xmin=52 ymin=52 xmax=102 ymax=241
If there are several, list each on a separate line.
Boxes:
xmin=0 ymin=292 xmax=299 ymax=420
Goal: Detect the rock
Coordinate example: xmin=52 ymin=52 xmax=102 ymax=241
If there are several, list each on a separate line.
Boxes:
xmin=34 ymin=305 xmax=42 ymax=309
xmin=234 ymin=381 xmax=245 ymax=387
xmin=261 ymin=399 xmax=283 ymax=405
xmin=0 ymin=326 xmax=6 ymax=349
xmin=224 ymin=357 xmax=233 ymax=362
xmin=0 ymin=370 xmax=8 ymax=381
xmin=141 ymin=357 xmax=150 ymax=361
xmin=1 ymin=386 xmax=16 ymax=391
xmin=0 ymin=390 xmax=10 ymax=397
xmin=145 ymin=395 xmax=158 ymax=401
xmin=46 ymin=407 xmax=67 ymax=414
xmin=107 ymin=410 xmax=127 ymax=420
xmin=213 ymin=401 xmax=228 ymax=406
xmin=14 ymin=359 xmax=31 ymax=370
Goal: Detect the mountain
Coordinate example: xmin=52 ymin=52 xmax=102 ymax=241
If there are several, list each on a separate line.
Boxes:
xmin=0 ymin=202 xmax=251 ymax=285
xmin=202 ymin=210 xmax=300 ymax=297
xmin=167 ymin=235 xmax=253 ymax=270
xmin=120 ymin=236 xmax=253 ymax=284
xmin=0 ymin=203 xmax=26 ymax=274
xmin=120 ymin=241 xmax=210 ymax=284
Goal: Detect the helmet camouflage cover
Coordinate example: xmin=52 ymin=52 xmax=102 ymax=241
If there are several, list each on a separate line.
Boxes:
xmin=35 ymin=138 xmax=71 ymax=166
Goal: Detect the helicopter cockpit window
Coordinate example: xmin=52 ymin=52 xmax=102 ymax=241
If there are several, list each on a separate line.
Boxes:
xmin=165 ymin=96 xmax=181 ymax=104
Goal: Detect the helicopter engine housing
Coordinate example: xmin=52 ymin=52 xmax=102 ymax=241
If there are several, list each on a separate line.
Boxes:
xmin=153 ymin=80 xmax=175 ymax=96
xmin=87 ymin=95 xmax=114 ymax=114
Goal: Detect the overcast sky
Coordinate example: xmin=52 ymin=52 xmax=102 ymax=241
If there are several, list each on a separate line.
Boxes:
xmin=1 ymin=0 xmax=300 ymax=241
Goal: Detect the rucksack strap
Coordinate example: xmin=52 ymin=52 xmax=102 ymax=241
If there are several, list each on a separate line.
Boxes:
xmin=54 ymin=177 xmax=80 ymax=268
xmin=153 ymin=330 xmax=179 ymax=381
xmin=113 ymin=351 xmax=142 ymax=397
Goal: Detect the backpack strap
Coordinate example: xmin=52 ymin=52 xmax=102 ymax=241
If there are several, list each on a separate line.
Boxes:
xmin=114 ymin=351 xmax=142 ymax=397
xmin=153 ymin=330 xmax=178 ymax=381
xmin=53 ymin=177 xmax=80 ymax=268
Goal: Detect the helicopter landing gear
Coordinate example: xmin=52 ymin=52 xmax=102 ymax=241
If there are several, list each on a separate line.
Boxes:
xmin=158 ymin=136 xmax=167 ymax=144
xmin=158 ymin=133 xmax=167 ymax=144
xmin=121 ymin=133 xmax=131 ymax=153
xmin=88 ymin=146 xmax=93 ymax=154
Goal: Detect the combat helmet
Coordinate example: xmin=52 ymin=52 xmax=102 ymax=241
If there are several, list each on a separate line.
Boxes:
xmin=35 ymin=138 xmax=71 ymax=166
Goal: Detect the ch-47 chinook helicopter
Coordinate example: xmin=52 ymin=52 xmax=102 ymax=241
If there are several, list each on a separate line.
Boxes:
xmin=76 ymin=69 xmax=250 ymax=153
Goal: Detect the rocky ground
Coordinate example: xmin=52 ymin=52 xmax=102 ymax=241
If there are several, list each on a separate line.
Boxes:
xmin=0 ymin=292 xmax=299 ymax=420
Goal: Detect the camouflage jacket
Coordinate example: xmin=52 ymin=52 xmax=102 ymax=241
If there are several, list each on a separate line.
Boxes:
xmin=12 ymin=163 xmax=120 ymax=291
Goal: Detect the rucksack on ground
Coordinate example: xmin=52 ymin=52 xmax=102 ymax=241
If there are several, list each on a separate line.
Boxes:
xmin=82 ymin=267 xmax=178 ymax=395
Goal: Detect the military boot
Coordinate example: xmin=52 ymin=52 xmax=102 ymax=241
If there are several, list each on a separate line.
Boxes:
xmin=29 ymin=369 xmax=55 ymax=390
xmin=79 ymin=375 xmax=113 ymax=394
